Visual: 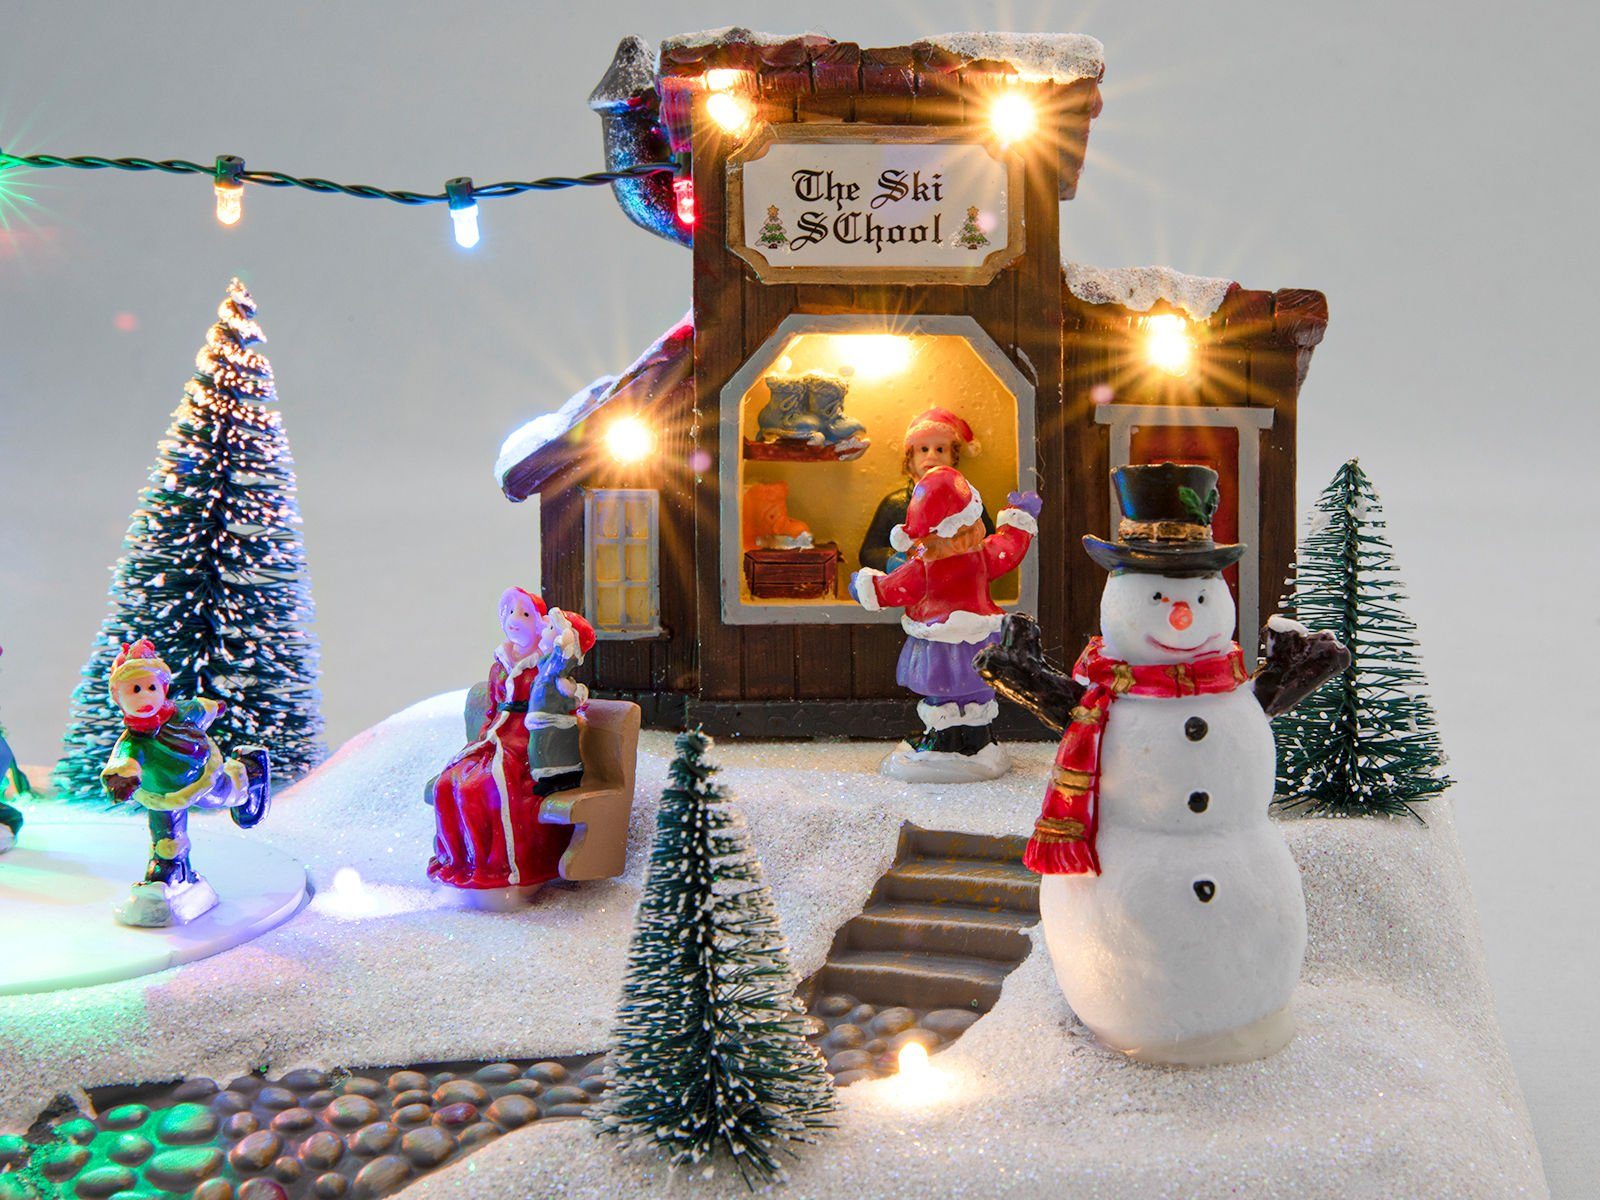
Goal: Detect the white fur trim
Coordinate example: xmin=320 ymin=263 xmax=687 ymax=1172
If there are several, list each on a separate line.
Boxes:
xmin=928 ymin=486 xmax=984 ymax=539
xmin=918 ymin=698 xmax=1000 ymax=730
xmin=996 ymin=507 xmax=1038 ymax=535
xmin=853 ymin=568 xmax=887 ymax=611
xmin=525 ymin=711 xmax=579 ymax=730
xmin=889 ymin=525 xmax=913 ymax=553
xmin=901 ymin=609 xmax=1004 ymax=643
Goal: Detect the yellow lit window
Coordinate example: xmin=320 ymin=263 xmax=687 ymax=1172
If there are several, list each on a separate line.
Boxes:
xmin=584 ymin=489 xmax=661 ymax=637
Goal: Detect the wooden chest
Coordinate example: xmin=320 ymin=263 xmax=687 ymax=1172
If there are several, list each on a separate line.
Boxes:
xmin=743 ymin=543 xmax=840 ymax=600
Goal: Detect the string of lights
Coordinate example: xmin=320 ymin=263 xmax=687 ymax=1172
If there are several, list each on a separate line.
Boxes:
xmin=0 ymin=150 xmax=677 ymax=247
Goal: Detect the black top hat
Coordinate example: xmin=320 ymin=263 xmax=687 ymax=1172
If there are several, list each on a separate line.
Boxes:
xmin=1083 ymin=462 xmax=1246 ymax=575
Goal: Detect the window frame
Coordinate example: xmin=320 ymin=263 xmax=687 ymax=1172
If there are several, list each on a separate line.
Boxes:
xmin=583 ymin=487 xmax=664 ymax=640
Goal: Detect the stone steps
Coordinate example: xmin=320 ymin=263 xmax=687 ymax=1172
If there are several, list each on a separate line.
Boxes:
xmin=804 ymin=823 xmax=1042 ymax=1079
xmin=845 ymin=901 xmax=1035 ymax=961
xmin=815 ymin=948 xmax=1018 ymax=1011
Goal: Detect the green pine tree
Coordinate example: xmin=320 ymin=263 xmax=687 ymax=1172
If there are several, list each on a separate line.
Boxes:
xmin=52 ymin=279 xmax=323 ymax=802
xmin=1273 ymin=459 xmax=1450 ymax=820
xmin=594 ymin=729 xmax=834 ymax=1185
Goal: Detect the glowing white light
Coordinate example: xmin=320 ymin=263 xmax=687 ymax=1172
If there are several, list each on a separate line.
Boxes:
xmin=450 ymin=201 xmax=481 ymax=249
xmin=706 ymin=91 xmax=754 ymax=136
xmin=704 ymin=69 xmax=745 ymax=92
xmin=606 ymin=416 xmax=654 ymax=464
xmin=897 ymin=1042 xmax=931 ymax=1079
xmin=214 ymin=180 xmax=243 ymax=226
xmin=332 ymin=867 xmax=363 ymax=894
xmin=1144 ymin=313 xmax=1194 ymax=377
xmin=835 ymin=334 xmax=914 ymax=379
xmin=990 ymin=90 xmax=1037 ymax=146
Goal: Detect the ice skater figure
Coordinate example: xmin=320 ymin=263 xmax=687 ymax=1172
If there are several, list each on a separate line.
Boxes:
xmin=1 ymin=641 xmax=30 ymax=853
xmin=100 ymin=639 xmax=271 ymax=926
xmin=851 ymin=465 xmax=1040 ymax=782
xmin=977 ymin=463 xmax=1348 ymax=1064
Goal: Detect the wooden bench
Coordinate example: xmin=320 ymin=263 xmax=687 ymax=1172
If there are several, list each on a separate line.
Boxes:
xmin=453 ymin=686 xmax=641 ymax=883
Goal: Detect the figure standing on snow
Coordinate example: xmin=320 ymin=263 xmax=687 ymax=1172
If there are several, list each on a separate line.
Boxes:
xmin=100 ymin=639 xmax=272 ymax=926
xmin=851 ymin=465 xmax=1040 ymax=782
xmin=428 ymin=587 xmax=596 ymax=895
xmin=978 ymin=463 xmax=1347 ymax=1064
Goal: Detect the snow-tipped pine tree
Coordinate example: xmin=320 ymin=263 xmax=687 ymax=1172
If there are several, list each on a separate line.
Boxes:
xmin=1273 ymin=459 xmax=1450 ymax=819
xmin=52 ymin=279 xmax=322 ymax=801
xmin=595 ymin=729 xmax=834 ymax=1185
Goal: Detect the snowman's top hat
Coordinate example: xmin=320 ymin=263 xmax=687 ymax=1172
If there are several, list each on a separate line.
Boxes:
xmin=1083 ymin=463 xmax=1246 ymax=576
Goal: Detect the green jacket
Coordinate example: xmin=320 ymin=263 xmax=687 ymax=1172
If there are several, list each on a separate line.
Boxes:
xmin=102 ymin=698 xmax=225 ymax=812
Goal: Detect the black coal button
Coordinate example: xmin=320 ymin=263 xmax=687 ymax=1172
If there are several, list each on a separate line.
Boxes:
xmin=1184 ymin=716 xmax=1208 ymax=741
xmin=1188 ymin=791 xmax=1210 ymax=813
xmin=1193 ymin=879 xmax=1216 ymax=903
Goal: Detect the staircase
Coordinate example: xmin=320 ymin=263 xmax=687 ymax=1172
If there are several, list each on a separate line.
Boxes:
xmin=808 ymin=825 xmax=1040 ymax=1014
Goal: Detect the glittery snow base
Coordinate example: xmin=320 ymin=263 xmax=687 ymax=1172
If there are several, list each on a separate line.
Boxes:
xmin=0 ymin=696 xmax=1547 ymax=1197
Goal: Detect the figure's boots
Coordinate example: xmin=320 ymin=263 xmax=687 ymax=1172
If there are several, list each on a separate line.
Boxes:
xmin=755 ymin=374 xmax=825 ymax=444
xmin=806 ymin=374 xmax=867 ymax=449
xmin=0 ymin=799 xmax=22 ymax=853
xmin=116 ymin=809 xmax=219 ymax=927
xmin=144 ymin=849 xmax=199 ymax=887
xmin=230 ymin=747 xmax=272 ymax=829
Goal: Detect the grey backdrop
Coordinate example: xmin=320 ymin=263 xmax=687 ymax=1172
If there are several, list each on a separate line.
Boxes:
xmin=2 ymin=2 xmax=1595 ymax=1193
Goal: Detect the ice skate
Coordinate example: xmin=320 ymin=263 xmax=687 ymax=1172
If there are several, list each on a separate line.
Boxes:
xmin=230 ymin=746 xmax=272 ymax=829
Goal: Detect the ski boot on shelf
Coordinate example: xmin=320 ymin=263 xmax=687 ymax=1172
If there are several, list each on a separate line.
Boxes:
xmin=806 ymin=373 xmax=869 ymax=456
xmin=754 ymin=374 xmax=826 ymax=444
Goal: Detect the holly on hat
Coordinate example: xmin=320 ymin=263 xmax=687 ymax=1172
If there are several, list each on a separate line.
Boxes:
xmin=890 ymin=466 xmax=985 ymax=552
xmin=904 ymin=408 xmax=980 ymax=457
xmin=109 ymin=639 xmax=172 ymax=687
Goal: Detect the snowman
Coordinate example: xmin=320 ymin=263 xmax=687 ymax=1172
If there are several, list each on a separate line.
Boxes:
xmin=977 ymin=463 xmax=1348 ymax=1065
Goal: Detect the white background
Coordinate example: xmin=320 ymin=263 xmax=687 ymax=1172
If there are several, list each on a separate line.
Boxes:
xmin=0 ymin=3 xmax=1594 ymax=1193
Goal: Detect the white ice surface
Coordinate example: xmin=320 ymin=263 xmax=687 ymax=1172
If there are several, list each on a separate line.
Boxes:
xmin=1065 ymin=262 xmax=1236 ymax=321
xmin=0 ymin=698 xmax=1547 ymax=1197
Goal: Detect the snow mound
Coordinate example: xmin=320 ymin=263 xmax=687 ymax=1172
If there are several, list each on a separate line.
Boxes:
xmin=1066 ymin=262 xmax=1236 ymax=321
xmin=0 ymin=700 xmax=1547 ymax=1198
xmin=494 ymin=375 xmax=616 ymax=488
xmin=925 ymin=32 xmax=1105 ymax=83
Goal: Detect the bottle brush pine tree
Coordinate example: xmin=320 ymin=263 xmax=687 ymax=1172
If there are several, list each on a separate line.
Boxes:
xmin=52 ymin=279 xmax=323 ymax=802
xmin=1273 ymin=459 xmax=1450 ymax=820
xmin=595 ymin=728 xmax=834 ymax=1185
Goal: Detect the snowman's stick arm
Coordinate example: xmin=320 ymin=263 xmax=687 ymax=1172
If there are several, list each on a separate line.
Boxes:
xmin=1252 ymin=618 xmax=1352 ymax=718
xmin=975 ymin=614 xmax=1086 ymax=734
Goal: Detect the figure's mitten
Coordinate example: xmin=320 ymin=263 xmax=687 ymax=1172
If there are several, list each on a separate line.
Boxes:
xmin=1254 ymin=616 xmax=1352 ymax=717
xmin=1006 ymin=490 xmax=1044 ymax=519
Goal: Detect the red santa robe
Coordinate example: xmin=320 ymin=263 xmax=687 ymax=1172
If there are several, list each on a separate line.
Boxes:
xmin=428 ymin=643 xmax=575 ymax=890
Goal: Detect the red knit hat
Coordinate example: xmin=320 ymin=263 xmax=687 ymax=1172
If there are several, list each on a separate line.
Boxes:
xmin=109 ymin=638 xmax=172 ymax=686
xmin=547 ymin=608 xmax=598 ymax=660
xmin=903 ymin=408 xmax=980 ymax=457
xmin=892 ymin=466 xmax=984 ymax=551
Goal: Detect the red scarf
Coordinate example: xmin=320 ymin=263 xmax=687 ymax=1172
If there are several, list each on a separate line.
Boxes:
xmin=1024 ymin=637 xmax=1249 ymax=876
xmin=122 ymin=700 xmax=177 ymax=734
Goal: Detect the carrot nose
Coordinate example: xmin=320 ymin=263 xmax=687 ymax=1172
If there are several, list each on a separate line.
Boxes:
xmin=1168 ymin=601 xmax=1194 ymax=630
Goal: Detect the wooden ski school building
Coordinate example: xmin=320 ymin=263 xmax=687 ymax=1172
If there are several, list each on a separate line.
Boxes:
xmin=496 ymin=29 xmax=1329 ymax=739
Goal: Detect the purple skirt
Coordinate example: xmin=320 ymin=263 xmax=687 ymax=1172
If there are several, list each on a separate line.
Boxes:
xmin=896 ymin=630 xmax=1001 ymax=705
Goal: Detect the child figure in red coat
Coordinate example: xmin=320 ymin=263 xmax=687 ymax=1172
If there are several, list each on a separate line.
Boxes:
xmin=850 ymin=466 xmax=1041 ymax=782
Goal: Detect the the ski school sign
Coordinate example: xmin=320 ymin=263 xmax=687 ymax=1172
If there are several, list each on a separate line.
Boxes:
xmin=727 ymin=125 xmax=1024 ymax=284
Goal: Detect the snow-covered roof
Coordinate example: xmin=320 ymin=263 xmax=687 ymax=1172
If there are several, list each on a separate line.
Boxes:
xmin=496 ymin=311 xmax=695 ymax=501
xmin=660 ymin=26 xmax=814 ymax=54
xmin=587 ymin=35 xmax=656 ymax=111
xmin=1064 ymin=263 xmax=1237 ymax=321
xmin=494 ymin=375 xmax=616 ymax=489
xmin=923 ymin=32 xmax=1104 ymax=84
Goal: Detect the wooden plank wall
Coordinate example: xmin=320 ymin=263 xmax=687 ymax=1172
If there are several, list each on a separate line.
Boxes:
xmin=687 ymin=47 xmax=1072 ymax=703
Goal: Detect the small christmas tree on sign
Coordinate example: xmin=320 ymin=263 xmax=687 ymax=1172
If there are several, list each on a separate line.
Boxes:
xmin=53 ymin=279 xmax=323 ymax=802
xmin=1273 ymin=459 xmax=1450 ymax=820
xmin=757 ymin=204 xmax=787 ymax=249
xmin=595 ymin=729 xmax=834 ymax=1185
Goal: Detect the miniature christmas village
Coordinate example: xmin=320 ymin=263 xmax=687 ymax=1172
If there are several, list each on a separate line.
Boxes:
xmin=0 ymin=26 xmax=1546 ymax=1200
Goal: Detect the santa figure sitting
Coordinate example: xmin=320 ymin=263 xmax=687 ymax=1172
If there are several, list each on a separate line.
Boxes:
xmin=850 ymin=465 xmax=1041 ymax=782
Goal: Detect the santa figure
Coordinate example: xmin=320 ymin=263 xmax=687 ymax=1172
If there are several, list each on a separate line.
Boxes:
xmin=851 ymin=466 xmax=1041 ymax=782
xmin=100 ymin=638 xmax=272 ymax=926
xmin=858 ymin=407 xmax=992 ymax=574
xmin=429 ymin=587 xmax=597 ymax=904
